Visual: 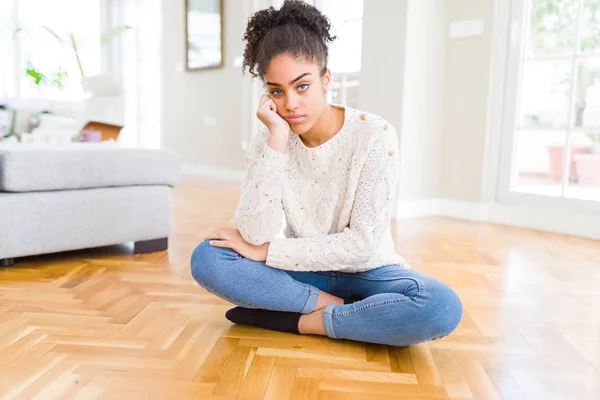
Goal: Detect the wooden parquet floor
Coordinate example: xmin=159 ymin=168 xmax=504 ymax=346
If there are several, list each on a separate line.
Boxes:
xmin=1 ymin=176 xmax=599 ymax=399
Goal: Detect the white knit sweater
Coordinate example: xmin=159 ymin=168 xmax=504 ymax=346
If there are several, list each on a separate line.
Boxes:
xmin=234 ymin=106 xmax=408 ymax=272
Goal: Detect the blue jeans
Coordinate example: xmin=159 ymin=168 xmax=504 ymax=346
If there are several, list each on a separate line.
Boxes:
xmin=190 ymin=240 xmax=463 ymax=347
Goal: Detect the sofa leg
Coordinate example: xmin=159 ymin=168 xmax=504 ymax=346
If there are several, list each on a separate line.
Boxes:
xmin=134 ymin=237 xmax=168 ymax=254
xmin=0 ymin=258 xmax=15 ymax=267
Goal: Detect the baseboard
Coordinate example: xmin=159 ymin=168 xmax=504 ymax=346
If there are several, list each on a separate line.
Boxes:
xmin=395 ymin=197 xmax=600 ymax=240
xmin=394 ymin=198 xmax=444 ymax=219
xmin=182 ymin=163 xmax=244 ymax=182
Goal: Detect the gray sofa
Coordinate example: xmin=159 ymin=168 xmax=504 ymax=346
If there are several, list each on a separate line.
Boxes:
xmin=0 ymin=143 xmax=181 ymax=266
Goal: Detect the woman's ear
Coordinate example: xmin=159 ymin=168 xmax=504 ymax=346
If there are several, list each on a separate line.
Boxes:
xmin=322 ymin=69 xmax=332 ymax=93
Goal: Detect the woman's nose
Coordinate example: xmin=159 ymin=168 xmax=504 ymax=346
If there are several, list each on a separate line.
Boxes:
xmin=285 ymin=93 xmax=299 ymax=111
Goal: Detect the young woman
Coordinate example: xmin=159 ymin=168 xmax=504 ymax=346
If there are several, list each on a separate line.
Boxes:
xmin=190 ymin=0 xmax=462 ymax=347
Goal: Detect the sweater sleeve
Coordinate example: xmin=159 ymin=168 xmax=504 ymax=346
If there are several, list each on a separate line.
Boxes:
xmin=265 ymin=126 xmax=400 ymax=271
xmin=233 ymin=126 xmax=288 ymax=246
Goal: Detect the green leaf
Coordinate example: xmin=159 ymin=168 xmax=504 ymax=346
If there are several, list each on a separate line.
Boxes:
xmin=585 ymin=132 xmax=600 ymax=145
xmin=100 ymin=25 xmax=133 ymax=45
xmin=25 ymin=66 xmax=46 ymax=86
xmin=40 ymin=25 xmax=63 ymax=45
xmin=48 ymin=67 xmax=69 ymax=89
xmin=69 ymin=33 xmax=85 ymax=78
xmin=11 ymin=27 xmax=23 ymax=40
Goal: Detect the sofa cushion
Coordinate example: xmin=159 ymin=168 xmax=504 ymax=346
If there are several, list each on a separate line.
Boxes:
xmin=0 ymin=143 xmax=181 ymax=192
xmin=0 ymin=185 xmax=172 ymax=259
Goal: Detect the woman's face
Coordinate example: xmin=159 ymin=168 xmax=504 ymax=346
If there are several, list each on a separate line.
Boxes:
xmin=263 ymin=54 xmax=331 ymax=135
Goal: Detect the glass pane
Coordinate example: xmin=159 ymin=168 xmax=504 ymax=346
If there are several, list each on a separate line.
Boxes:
xmin=315 ymin=0 xmax=363 ymax=109
xmin=0 ymin=0 xmax=15 ymax=98
xmin=520 ymin=61 xmax=572 ymax=129
xmin=580 ymin=0 xmax=600 ymax=55
xmin=317 ymin=0 xmax=363 ymax=73
xmin=330 ymin=71 xmax=360 ymax=108
xmin=574 ymin=58 xmax=600 ymax=129
xmin=566 ymin=132 xmax=600 ymax=201
xmin=17 ymin=0 xmax=101 ymax=101
xmin=0 ymin=0 xmax=12 ymax=18
xmin=527 ymin=0 xmax=578 ymax=58
xmin=513 ymin=130 xmax=567 ymax=197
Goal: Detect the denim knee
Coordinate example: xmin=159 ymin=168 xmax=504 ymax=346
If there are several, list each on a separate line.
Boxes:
xmin=428 ymin=280 xmax=463 ymax=339
xmin=190 ymin=240 xmax=218 ymax=286
xmin=383 ymin=279 xmax=462 ymax=346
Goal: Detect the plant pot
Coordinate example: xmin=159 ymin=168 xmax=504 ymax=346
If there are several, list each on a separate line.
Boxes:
xmin=547 ymin=145 xmax=591 ymax=182
xmin=574 ymin=153 xmax=600 ymax=185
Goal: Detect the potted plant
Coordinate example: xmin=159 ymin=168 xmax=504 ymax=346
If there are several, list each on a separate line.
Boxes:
xmin=25 ymin=62 xmax=69 ymax=98
xmin=546 ymin=143 xmax=591 ymax=182
xmin=574 ymin=133 xmax=600 ymax=186
xmin=13 ymin=24 xmax=132 ymax=95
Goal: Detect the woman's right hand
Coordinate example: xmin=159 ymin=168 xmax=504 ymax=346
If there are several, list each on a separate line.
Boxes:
xmin=257 ymin=94 xmax=290 ymax=136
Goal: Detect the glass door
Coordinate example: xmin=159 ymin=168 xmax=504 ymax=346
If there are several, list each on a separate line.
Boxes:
xmin=498 ymin=0 xmax=600 ymax=212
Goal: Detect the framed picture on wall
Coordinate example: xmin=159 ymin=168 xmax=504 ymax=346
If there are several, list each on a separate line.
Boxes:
xmin=0 ymin=108 xmax=15 ymax=138
xmin=185 ymin=0 xmax=224 ymax=71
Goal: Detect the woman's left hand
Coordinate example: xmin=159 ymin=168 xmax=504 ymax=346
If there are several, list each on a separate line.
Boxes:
xmin=203 ymin=228 xmax=269 ymax=262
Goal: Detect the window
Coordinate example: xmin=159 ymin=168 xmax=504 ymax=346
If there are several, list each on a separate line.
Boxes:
xmin=1 ymin=0 xmax=102 ymax=101
xmin=497 ymin=0 xmax=600 ymax=211
xmin=512 ymin=0 xmax=600 ymax=201
xmin=314 ymin=0 xmax=363 ymax=108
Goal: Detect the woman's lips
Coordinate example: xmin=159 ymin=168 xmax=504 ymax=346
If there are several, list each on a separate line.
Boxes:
xmin=284 ymin=115 xmax=306 ymax=124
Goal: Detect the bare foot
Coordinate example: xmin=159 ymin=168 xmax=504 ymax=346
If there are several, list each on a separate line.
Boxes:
xmin=298 ymin=290 xmax=341 ymax=336
xmin=298 ymin=308 xmax=326 ymax=335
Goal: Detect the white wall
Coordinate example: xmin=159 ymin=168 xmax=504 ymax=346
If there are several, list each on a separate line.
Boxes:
xmin=360 ymin=0 xmax=446 ymax=203
xmin=161 ymin=0 xmax=256 ymax=172
xmin=398 ymin=0 xmax=446 ymax=201
xmin=441 ymin=0 xmax=495 ymax=202
xmin=362 ymin=0 xmax=495 ymax=206
xmin=358 ymin=0 xmax=407 ymax=130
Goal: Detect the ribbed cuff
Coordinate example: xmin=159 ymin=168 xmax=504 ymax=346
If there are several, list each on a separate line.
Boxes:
xmin=322 ymin=305 xmax=337 ymax=339
xmin=301 ymin=287 xmax=320 ymax=314
xmin=265 ymin=238 xmax=287 ymax=269
xmin=262 ymin=143 xmax=288 ymax=163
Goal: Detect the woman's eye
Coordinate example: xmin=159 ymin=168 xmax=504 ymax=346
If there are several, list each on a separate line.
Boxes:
xmin=270 ymin=89 xmax=283 ymax=96
xmin=298 ymin=84 xmax=309 ymax=91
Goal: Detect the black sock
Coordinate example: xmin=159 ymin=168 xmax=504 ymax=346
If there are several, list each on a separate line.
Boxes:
xmin=225 ymin=307 xmax=302 ymax=334
xmin=343 ymin=296 xmax=362 ymax=304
